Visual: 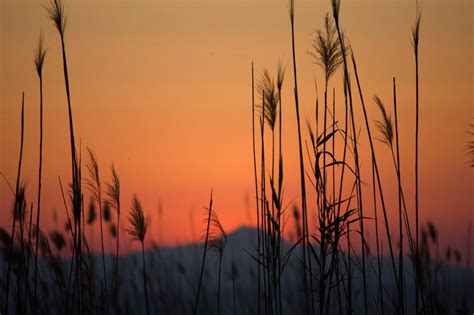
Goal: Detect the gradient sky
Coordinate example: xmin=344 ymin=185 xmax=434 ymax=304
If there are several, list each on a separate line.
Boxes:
xmin=1 ymin=0 xmax=472 ymax=255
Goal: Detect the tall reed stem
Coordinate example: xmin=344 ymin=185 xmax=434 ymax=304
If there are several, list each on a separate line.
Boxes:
xmin=251 ymin=62 xmax=262 ymax=315
xmin=193 ymin=191 xmax=213 ymax=315
xmin=288 ymin=2 xmax=312 ymax=312
xmin=142 ymin=241 xmax=150 ymax=315
xmin=393 ymin=78 xmax=405 ymax=314
xmin=5 ymin=93 xmax=25 ymax=315
xmin=33 ymin=32 xmax=46 ymax=315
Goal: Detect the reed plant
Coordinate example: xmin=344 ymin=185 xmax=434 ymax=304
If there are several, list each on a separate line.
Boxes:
xmin=5 ymin=93 xmax=25 ymax=315
xmin=194 ymin=190 xmax=213 ymax=315
xmin=86 ymin=148 xmax=109 ymax=314
xmin=207 ymin=209 xmax=227 ymax=315
xmin=45 ymin=1 xmax=84 ymax=312
xmin=127 ymin=194 xmax=150 ymax=315
xmin=288 ymin=1 xmax=312 ymax=312
xmin=411 ymin=2 xmax=422 ymax=311
xmin=33 ymin=31 xmax=47 ymax=315
xmin=308 ymin=13 xmax=343 ymax=315
xmin=106 ymin=164 xmax=121 ymax=312
xmin=250 ymin=62 xmax=262 ymax=315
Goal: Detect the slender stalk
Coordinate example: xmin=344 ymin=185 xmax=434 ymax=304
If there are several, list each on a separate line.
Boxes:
xmin=350 ymin=50 xmax=398 ymax=288
xmin=5 ymin=92 xmax=25 ymax=315
xmin=115 ymin=210 xmax=120 ymax=308
xmin=106 ymin=164 xmax=120 ymax=313
xmin=372 ymin=161 xmax=384 ymax=314
xmin=412 ymin=4 xmax=422 ymax=311
xmin=127 ymin=194 xmax=149 ymax=315
xmin=217 ymin=252 xmax=223 ymax=315
xmin=141 ymin=241 xmax=150 ymax=315
xmin=260 ymin=94 xmax=267 ymax=314
xmin=288 ymin=2 xmax=312 ymax=312
xmin=45 ymin=2 xmax=82 ymax=311
xmin=393 ymin=78 xmax=405 ymax=314
xmin=24 ymin=202 xmax=34 ymax=311
xmin=193 ymin=190 xmax=213 ymax=315
xmin=33 ymin=32 xmax=46 ymax=315
xmin=251 ymin=62 xmax=262 ymax=315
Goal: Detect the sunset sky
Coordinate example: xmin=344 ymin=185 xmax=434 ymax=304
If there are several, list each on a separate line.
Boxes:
xmin=1 ymin=0 xmax=472 ymax=255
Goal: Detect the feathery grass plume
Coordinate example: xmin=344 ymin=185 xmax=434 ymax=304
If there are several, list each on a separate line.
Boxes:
xmin=412 ymin=1 xmax=422 ymax=311
xmin=45 ymin=0 xmax=67 ymax=35
xmin=34 ymin=32 xmax=47 ymax=76
xmin=106 ymin=164 xmax=120 ymax=212
xmin=127 ymin=194 xmax=150 ymax=315
xmin=127 ymin=194 xmax=148 ymax=243
xmin=206 ymin=209 xmax=227 ymax=315
xmin=276 ymin=59 xmax=286 ymax=93
xmin=411 ymin=4 xmax=422 ymax=53
xmin=257 ymin=69 xmax=279 ymax=131
xmin=106 ymin=163 xmax=120 ymax=313
xmin=207 ymin=209 xmax=227 ymax=254
xmin=331 ymin=0 xmax=340 ymax=23
xmin=309 ymin=13 xmax=343 ymax=82
xmin=288 ymin=0 xmax=294 ymax=23
xmin=373 ymin=95 xmax=394 ymax=147
xmin=276 ymin=59 xmax=286 ymax=173
xmin=5 ymin=93 xmax=25 ymax=315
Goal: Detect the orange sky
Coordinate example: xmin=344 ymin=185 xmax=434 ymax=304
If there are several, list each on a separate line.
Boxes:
xmin=1 ymin=0 xmax=472 ymax=255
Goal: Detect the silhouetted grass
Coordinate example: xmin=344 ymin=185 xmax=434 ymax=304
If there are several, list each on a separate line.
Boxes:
xmin=33 ymin=31 xmax=47 ymax=315
xmin=127 ymin=194 xmax=150 ymax=315
xmin=106 ymin=164 xmax=121 ymax=313
xmin=5 ymin=92 xmax=25 ymax=315
xmin=411 ymin=2 xmax=422 ymax=311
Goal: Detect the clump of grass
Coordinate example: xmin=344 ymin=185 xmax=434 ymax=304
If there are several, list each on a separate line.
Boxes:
xmin=127 ymin=194 xmax=150 ymax=315
xmin=308 ymin=12 xmax=344 ymax=315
